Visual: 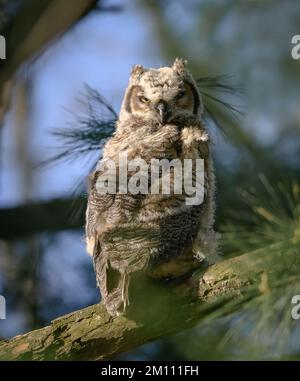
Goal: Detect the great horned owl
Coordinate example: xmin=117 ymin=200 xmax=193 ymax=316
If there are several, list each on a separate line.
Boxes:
xmin=86 ymin=58 xmax=217 ymax=316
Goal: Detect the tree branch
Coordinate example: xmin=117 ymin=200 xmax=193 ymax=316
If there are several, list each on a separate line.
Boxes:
xmin=0 ymin=245 xmax=295 ymax=360
xmin=0 ymin=197 xmax=86 ymax=240
xmin=0 ymin=0 xmax=98 ymax=121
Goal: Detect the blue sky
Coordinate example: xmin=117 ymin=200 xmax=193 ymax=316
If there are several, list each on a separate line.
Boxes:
xmin=0 ymin=0 xmax=166 ymax=337
xmin=1 ymin=1 xmax=163 ymax=207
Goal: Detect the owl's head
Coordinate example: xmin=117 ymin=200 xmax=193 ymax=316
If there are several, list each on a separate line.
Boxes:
xmin=120 ymin=58 xmax=203 ymax=125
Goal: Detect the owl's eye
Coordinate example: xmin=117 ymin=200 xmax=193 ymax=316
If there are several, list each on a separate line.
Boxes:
xmin=175 ymin=91 xmax=186 ymax=100
xmin=139 ymin=95 xmax=149 ymax=103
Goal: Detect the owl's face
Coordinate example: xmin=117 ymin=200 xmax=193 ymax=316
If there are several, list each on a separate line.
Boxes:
xmin=123 ymin=60 xmax=201 ymax=125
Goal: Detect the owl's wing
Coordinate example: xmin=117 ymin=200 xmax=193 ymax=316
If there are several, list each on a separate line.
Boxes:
xmin=92 ymin=237 xmax=131 ymax=316
xmin=92 ymin=224 xmax=158 ymax=316
xmin=86 ymin=170 xmax=124 ymax=315
xmin=86 ymin=170 xmax=149 ymax=316
xmin=85 ymin=171 xmax=114 ymax=256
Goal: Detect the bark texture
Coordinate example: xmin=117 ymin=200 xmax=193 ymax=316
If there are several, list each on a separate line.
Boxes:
xmin=0 ymin=244 xmax=294 ymax=360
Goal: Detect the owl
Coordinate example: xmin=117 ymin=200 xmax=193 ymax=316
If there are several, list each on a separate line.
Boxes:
xmin=86 ymin=58 xmax=217 ymax=316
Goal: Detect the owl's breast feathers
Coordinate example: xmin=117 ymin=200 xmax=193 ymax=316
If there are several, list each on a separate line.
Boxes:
xmin=86 ymin=118 xmax=214 ymax=315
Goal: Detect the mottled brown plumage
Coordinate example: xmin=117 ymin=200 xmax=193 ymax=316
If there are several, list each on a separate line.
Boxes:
xmin=86 ymin=59 xmax=217 ymax=316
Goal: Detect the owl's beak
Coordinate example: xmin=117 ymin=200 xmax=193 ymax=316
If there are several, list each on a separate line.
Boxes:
xmin=156 ymin=101 xmax=171 ymax=124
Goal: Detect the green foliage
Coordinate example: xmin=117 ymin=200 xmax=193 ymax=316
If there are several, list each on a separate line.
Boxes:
xmin=222 ymin=177 xmax=300 ymax=255
xmin=44 ymin=77 xmax=243 ymax=171
xmin=179 ymin=177 xmax=300 ymax=360
xmin=41 ymin=86 xmax=116 ymax=168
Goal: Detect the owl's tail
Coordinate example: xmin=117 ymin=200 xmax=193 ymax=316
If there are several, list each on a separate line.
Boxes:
xmin=104 ymin=271 xmax=130 ymax=317
xmin=92 ymin=239 xmax=131 ymax=316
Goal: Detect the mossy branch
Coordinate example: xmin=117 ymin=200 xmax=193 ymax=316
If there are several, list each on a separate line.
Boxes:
xmin=0 ymin=244 xmax=296 ymax=361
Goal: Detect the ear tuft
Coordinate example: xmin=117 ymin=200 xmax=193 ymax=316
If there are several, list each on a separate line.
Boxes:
xmin=172 ymin=58 xmax=188 ymax=73
xmin=131 ymin=64 xmax=145 ymax=80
